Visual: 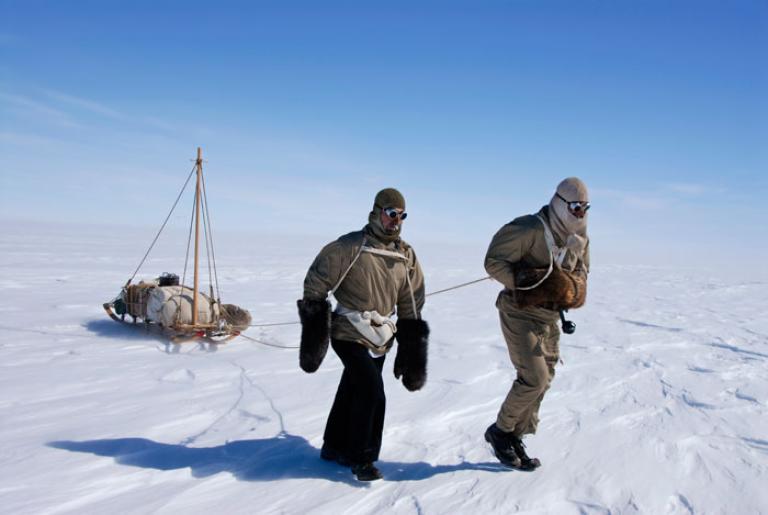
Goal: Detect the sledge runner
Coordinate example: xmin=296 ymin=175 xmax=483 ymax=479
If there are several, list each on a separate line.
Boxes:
xmin=484 ymin=177 xmax=591 ymax=470
xmin=297 ymin=188 xmax=430 ymax=481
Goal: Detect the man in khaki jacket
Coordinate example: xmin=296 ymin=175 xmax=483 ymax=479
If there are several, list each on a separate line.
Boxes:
xmin=297 ymin=188 xmax=429 ymax=481
xmin=484 ymin=177 xmax=590 ymax=470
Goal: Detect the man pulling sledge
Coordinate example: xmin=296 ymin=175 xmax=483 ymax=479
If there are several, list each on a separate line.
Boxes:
xmin=297 ymin=188 xmax=429 ymax=481
xmin=484 ymin=177 xmax=591 ymax=470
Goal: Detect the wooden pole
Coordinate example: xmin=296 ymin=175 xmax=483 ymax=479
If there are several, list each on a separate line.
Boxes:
xmin=192 ymin=147 xmax=202 ymax=327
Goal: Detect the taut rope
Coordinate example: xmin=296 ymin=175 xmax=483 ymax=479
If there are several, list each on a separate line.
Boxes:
xmin=246 ymin=275 xmax=492 ymax=329
xmin=127 ymin=164 xmax=197 ymax=285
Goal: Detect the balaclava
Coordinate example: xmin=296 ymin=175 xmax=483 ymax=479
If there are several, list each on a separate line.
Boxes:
xmin=547 ymin=177 xmax=589 ymax=269
xmin=367 ymin=188 xmax=406 ymax=243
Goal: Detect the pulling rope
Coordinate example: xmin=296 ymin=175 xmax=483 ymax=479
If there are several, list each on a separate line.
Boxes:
xmin=249 ymin=321 xmax=303 ymax=327
xmin=246 ymin=275 xmax=493 ymax=329
xmin=240 ymin=333 xmax=299 ymax=349
xmin=425 ymin=276 xmax=490 ymax=297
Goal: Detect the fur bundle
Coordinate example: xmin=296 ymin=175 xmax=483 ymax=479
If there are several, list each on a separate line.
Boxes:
xmin=220 ymin=304 xmax=252 ymax=332
xmin=297 ymin=298 xmax=331 ymax=373
xmin=393 ymin=318 xmax=430 ymax=391
xmin=515 ymin=267 xmax=587 ymax=310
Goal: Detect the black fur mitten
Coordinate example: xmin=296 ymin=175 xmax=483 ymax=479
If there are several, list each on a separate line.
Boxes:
xmin=393 ymin=318 xmax=430 ymax=391
xmin=297 ymin=298 xmax=331 ymax=373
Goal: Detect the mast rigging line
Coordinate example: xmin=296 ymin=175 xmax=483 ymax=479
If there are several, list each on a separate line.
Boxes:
xmin=127 ymin=164 xmax=198 ymax=285
xmin=177 ymin=186 xmax=198 ymax=326
xmin=201 ymin=169 xmax=222 ymax=304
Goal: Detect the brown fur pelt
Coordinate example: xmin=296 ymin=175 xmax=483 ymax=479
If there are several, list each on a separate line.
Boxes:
xmin=515 ymin=267 xmax=587 ymax=310
xmin=220 ymin=304 xmax=252 ymax=332
xmin=124 ymin=282 xmax=156 ymax=318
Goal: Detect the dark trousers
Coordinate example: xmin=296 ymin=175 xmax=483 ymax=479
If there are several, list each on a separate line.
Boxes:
xmin=323 ymin=339 xmax=386 ymax=465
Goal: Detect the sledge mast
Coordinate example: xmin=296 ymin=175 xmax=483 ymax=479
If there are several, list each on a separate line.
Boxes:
xmin=192 ymin=147 xmax=202 ymax=327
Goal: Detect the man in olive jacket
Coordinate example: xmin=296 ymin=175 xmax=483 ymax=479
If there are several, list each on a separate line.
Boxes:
xmin=298 ymin=188 xmax=429 ymax=481
xmin=484 ymin=177 xmax=590 ymax=471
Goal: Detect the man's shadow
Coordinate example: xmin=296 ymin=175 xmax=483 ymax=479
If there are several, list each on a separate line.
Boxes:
xmin=48 ymin=433 xmax=507 ymax=485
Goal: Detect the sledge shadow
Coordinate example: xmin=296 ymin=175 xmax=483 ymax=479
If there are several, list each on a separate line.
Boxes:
xmin=48 ymin=433 xmax=506 ymax=484
xmin=84 ymin=319 xmax=197 ymax=352
xmin=85 ymin=318 xmax=165 ymax=341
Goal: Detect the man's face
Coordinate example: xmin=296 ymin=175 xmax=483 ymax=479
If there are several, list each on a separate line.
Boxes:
xmin=379 ymin=206 xmax=406 ymax=233
xmin=556 ymin=193 xmax=590 ymax=220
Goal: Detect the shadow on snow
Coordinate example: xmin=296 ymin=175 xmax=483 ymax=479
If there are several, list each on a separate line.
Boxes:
xmin=48 ymin=432 xmax=507 ymax=485
xmin=85 ymin=318 xmax=168 ymax=341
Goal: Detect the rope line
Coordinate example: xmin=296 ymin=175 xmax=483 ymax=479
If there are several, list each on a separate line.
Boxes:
xmin=246 ymin=275 xmax=492 ymax=328
xmin=201 ymin=170 xmax=222 ymax=304
xmin=249 ymin=321 xmax=303 ymax=327
xmin=176 ymin=188 xmax=197 ymax=325
xmin=239 ymin=333 xmax=300 ymax=349
xmin=127 ymin=164 xmax=197 ymax=285
xmin=201 ymin=183 xmax=215 ymax=304
xmin=425 ymin=276 xmax=491 ymax=297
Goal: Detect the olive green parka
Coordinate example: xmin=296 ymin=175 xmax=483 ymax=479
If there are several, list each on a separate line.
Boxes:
xmin=303 ymin=225 xmax=425 ymax=351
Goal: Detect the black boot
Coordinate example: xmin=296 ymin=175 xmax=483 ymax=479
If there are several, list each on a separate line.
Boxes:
xmin=320 ymin=445 xmax=351 ymax=466
xmin=351 ymin=462 xmax=383 ymax=481
xmin=509 ymin=434 xmax=541 ymax=471
xmin=484 ymin=423 xmax=522 ymax=469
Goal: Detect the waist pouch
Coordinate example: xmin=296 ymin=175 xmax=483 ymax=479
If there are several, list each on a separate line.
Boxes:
xmin=335 ymin=304 xmax=396 ymax=349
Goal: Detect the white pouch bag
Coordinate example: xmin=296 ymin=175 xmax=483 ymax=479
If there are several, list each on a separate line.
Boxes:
xmin=335 ymin=304 xmax=396 ymax=349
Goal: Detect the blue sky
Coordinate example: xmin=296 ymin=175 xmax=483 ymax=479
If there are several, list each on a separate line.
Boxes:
xmin=1 ymin=1 xmax=766 ymax=266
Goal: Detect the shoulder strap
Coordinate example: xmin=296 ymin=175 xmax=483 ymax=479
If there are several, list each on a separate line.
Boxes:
xmin=330 ymin=238 xmax=367 ymax=296
xmin=361 ymin=246 xmax=408 ymax=260
xmin=329 ymin=239 xmax=419 ymax=319
xmin=515 ymin=215 xmax=556 ymax=291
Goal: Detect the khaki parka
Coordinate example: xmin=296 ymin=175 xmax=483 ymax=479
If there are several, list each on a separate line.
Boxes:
xmin=485 ymin=206 xmax=590 ymax=324
xmin=303 ymin=225 xmax=425 ymax=351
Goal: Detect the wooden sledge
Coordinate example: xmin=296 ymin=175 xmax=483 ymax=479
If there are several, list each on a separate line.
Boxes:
xmin=104 ymin=148 xmax=248 ymax=344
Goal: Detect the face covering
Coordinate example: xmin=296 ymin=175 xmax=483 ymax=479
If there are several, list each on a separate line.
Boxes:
xmin=546 ymin=177 xmax=589 ymax=270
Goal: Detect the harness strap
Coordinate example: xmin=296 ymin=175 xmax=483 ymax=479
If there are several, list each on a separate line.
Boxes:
xmin=330 ymin=239 xmax=367 ymax=296
xmin=362 ymin=245 xmax=418 ymax=318
xmin=330 ymin=238 xmax=419 ymax=319
xmin=515 ymin=214 xmax=563 ymax=291
xmin=361 ymin=246 xmax=408 ymax=260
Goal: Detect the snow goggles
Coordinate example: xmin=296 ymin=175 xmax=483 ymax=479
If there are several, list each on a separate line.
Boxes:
xmin=556 ymin=193 xmax=590 ymax=213
xmin=383 ymin=207 xmax=408 ymax=220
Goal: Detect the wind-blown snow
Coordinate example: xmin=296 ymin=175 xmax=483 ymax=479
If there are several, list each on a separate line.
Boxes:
xmin=1 ymin=221 xmax=766 ymax=514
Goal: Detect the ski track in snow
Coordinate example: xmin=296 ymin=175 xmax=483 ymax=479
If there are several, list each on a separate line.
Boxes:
xmin=0 ymin=227 xmax=767 ymax=514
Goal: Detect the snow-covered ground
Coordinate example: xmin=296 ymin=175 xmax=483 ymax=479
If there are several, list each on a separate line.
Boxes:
xmin=1 ymin=221 xmax=766 ymax=514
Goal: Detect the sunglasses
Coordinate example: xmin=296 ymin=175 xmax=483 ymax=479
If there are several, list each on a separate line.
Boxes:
xmin=383 ymin=207 xmax=408 ymax=220
xmin=556 ymin=193 xmax=591 ymax=213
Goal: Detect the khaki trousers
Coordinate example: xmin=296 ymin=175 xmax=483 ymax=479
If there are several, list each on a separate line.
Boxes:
xmin=496 ymin=310 xmax=560 ymax=436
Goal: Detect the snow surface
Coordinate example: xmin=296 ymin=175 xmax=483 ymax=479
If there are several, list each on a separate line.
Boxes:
xmin=1 ymin=221 xmax=767 ymax=515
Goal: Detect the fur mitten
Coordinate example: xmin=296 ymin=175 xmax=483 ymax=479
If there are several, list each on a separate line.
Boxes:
xmin=297 ymin=298 xmax=331 ymax=373
xmin=515 ymin=267 xmax=587 ymax=309
xmin=393 ymin=319 xmax=430 ymax=391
